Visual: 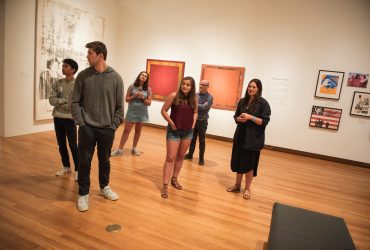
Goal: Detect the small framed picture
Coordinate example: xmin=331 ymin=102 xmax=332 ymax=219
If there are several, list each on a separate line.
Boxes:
xmin=350 ymin=92 xmax=370 ymax=117
xmin=309 ymin=106 xmax=342 ymax=130
xmin=314 ymin=70 xmax=344 ymax=100
xmin=347 ymin=73 xmax=368 ymax=88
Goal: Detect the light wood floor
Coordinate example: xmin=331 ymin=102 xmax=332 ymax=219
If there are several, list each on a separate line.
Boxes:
xmin=0 ymin=126 xmax=369 ymax=250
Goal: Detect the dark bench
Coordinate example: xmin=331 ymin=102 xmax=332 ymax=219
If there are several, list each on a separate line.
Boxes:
xmin=267 ymin=202 xmax=356 ymax=250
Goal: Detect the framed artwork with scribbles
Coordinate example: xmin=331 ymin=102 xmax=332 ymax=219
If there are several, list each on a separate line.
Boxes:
xmin=35 ymin=0 xmax=105 ymax=120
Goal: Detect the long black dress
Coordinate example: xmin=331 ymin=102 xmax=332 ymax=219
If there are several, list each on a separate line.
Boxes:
xmin=230 ymin=97 xmax=271 ymax=176
xmin=231 ymin=122 xmax=260 ymax=175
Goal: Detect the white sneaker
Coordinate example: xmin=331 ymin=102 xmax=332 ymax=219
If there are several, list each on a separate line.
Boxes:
xmin=55 ymin=167 xmax=71 ymax=176
xmin=131 ymin=148 xmax=141 ymax=156
xmin=111 ymin=149 xmax=123 ymax=156
xmin=75 ymin=171 xmax=78 ymax=181
xmin=99 ymin=186 xmax=119 ymax=201
xmin=77 ymin=194 xmax=89 ymax=212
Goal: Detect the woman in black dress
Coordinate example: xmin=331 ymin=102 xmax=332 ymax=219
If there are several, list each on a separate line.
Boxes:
xmin=227 ymin=79 xmax=271 ymax=199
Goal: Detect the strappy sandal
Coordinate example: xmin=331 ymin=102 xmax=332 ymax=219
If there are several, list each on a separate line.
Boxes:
xmin=171 ymin=177 xmax=182 ymax=190
xmin=161 ymin=184 xmax=168 ymax=199
xmin=243 ymin=189 xmax=251 ymax=200
xmin=226 ymin=185 xmax=241 ymax=193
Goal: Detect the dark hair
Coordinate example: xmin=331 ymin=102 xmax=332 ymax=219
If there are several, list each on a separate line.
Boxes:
xmin=173 ymin=76 xmax=196 ymax=109
xmin=85 ymin=41 xmax=107 ymax=60
xmin=243 ymin=78 xmax=263 ymax=113
xmin=62 ymin=58 xmax=79 ymax=75
xmin=133 ymin=71 xmax=149 ymax=90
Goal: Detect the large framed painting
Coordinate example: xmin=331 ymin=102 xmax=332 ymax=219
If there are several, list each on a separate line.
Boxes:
xmin=309 ymin=105 xmax=342 ymax=130
xmin=35 ymin=0 xmax=105 ymax=120
xmin=200 ymin=64 xmax=245 ymax=110
xmin=314 ymin=70 xmax=344 ymax=100
xmin=350 ymin=92 xmax=370 ymax=117
xmin=146 ymin=59 xmax=185 ymax=101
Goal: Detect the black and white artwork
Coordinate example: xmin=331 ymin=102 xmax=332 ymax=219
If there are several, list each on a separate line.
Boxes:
xmin=35 ymin=0 xmax=105 ymax=120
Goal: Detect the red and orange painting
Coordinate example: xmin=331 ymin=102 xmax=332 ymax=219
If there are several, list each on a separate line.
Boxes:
xmin=200 ymin=64 xmax=245 ymax=110
xmin=146 ymin=59 xmax=185 ymax=101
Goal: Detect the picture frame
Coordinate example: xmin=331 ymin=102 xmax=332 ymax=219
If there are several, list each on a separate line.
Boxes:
xmin=314 ymin=70 xmax=344 ymax=100
xmin=309 ymin=105 xmax=342 ymax=130
xmin=35 ymin=0 xmax=105 ymax=120
xmin=350 ymin=92 xmax=370 ymax=117
xmin=146 ymin=59 xmax=185 ymax=101
xmin=347 ymin=72 xmax=369 ymax=88
xmin=200 ymin=64 xmax=245 ymax=110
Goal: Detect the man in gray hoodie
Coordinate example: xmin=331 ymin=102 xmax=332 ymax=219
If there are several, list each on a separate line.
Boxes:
xmin=71 ymin=41 xmax=124 ymax=212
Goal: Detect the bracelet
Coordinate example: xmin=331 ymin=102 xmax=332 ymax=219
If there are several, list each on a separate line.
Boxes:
xmin=251 ymin=116 xmax=256 ymax=122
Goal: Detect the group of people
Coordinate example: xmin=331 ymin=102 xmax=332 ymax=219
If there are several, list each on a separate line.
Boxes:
xmin=49 ymin=41 xmax=271 ymax=212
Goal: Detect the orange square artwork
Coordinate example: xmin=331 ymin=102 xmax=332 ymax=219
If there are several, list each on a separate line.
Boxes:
xmin=146 ymin=59 xmax=185 ymax=101
xmin=201 ymin=64 xmax=245 ymax=110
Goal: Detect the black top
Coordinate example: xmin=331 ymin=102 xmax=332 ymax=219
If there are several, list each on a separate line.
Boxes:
xmin=233 ymin=97 xmax=271 ymax=150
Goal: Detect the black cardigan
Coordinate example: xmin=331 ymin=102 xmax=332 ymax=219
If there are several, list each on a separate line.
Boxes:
xmin=233 ymin=97 xmax=271 ymax=150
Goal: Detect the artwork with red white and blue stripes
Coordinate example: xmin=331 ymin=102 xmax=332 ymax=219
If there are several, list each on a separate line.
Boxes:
xmin=309 ymin=106 xmax=342 ymax=130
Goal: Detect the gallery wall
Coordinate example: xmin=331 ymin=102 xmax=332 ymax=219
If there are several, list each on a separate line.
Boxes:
xmin=1 ymin=0 xmax=121 ymax=136
xmin=0 ymin=0 xmax=5 ymax=136
xmin=1 ymin=0 xmax=369 ymax=164
xmin=116 ymin=0 xmax=370 ymax=163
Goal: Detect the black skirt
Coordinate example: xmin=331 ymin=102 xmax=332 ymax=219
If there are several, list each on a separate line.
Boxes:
xmin=230 ymin=125 xmax=260 ymax=176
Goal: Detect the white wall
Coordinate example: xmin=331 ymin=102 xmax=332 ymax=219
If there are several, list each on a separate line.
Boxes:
xmin=1 ymin=0 xmax=121 ymax=136
xmin=117 ymin=0 xmax=370 ymax=163
xmin=1 ymin=0 xmax=369 ymax=163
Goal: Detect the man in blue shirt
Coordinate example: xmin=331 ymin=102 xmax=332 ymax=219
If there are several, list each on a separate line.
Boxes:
xmin=184 ymin=80 xmax=213 ymax=165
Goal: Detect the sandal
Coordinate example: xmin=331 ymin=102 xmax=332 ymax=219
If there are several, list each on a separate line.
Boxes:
xmin=171 ymin=177 xmax=182 ymax=190
xmin=161 ymin=184 xmax=168 ymax=199
xmin=243 ymin=189 xmax=251 ymax=200
xmin=226 ymin=185 xmax=241 ymax=193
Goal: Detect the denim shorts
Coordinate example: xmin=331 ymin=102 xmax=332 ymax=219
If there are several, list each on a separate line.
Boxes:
xmin=166 ymin=126 xmax=193 ymax=141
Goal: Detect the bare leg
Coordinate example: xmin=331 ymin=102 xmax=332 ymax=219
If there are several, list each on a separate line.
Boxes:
xmin=243 ymin=170 xmax=253 ymax=199
xmin=132 ymin=122 xmax=143 ymax=148
xmin=172 ymin=139 xmax=191 ymax=178
xmin=226 ymin=173 xmax=243 ymax=192
xmin=170 ymin=139 xmax=191 ymax=189
xmin=162 ymin=140 xmax=180 ymax=198
xmin=236 ymin=173 xmax=243 ymax=186
xmin=162 ymin=140 xmax=180 ymax=185
xmin=117 ymin=122 xmax=134 ymax=149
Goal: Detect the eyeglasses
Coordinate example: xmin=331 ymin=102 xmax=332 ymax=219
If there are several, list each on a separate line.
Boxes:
xmin=200 ymin=84 xmax=209 ymax=87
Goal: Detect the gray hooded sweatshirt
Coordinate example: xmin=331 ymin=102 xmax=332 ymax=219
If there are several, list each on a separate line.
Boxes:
xmin=71 ymin=66 xmax=124 ymax=130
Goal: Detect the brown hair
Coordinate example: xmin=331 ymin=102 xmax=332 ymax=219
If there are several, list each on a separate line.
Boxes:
xmin=173 ymin=76 xmax=196 ymax=109
xmin=85 ymin=41 xmax=107 ymax=60
xmin=133 ymin=71 xmax=149 ymax=91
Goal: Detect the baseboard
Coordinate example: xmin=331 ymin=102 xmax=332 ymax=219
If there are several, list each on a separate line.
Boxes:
xmin=143 ymin=123 xmax=369 ymax=169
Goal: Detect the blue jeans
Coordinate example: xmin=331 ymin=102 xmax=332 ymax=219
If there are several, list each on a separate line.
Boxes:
xmin=166 ymin=126 xmax=193 ymax=141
